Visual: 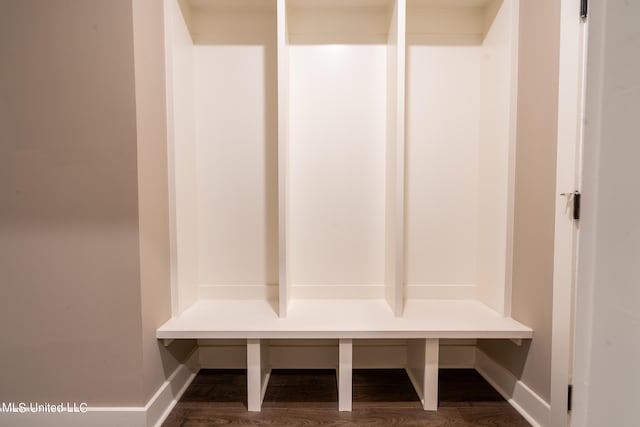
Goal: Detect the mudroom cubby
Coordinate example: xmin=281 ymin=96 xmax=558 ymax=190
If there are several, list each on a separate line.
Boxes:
xmin=159 ymin=0 xmax=532 ymax=412
xmin=404 ymin=0 xmax=517 ymax=315
xmin=165 ymin=0 xmax=280 ymax=315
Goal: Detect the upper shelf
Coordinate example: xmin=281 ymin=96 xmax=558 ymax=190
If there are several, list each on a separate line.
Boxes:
xmin=157 ymin=298 xmax=532 ymax=339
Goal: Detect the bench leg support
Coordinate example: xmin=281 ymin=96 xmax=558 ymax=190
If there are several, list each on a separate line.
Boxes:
xmin=338 ymin=338 xmax=353 ymax=411
xmin=247 ymin=339 xmax=270 ymax=412
xmin=407 ymin=338 xmax=440 ymax=411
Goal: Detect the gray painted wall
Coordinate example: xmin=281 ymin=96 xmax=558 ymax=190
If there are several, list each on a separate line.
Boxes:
xmin=0 ymin=0 xmax=193 ymax=406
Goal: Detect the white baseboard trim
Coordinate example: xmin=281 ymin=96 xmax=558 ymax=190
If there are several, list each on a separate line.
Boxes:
xmin=405 ymin=284 xmax=477 ymax=299
xmin=290 ymin=285 xmax=386 ymax=299
xmin=199 ymin=284 xmax=278 ymax=300
xmin=0 ymin=409 xmax=147 ymax=427
xmin=0 ymin=349 xmax=200 ymax=427
xmin=475 ymin=349 xmax=551 ymax=427
xmin=148 ymin=347 xmax=199 ymax=427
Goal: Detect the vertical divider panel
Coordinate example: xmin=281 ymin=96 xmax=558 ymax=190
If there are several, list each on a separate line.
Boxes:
xmin=247 ymin=339 xmax=271 ymax=412
xmin=476 ymin=0 xmax=518 ymax=315
xmin=338 ymin=338 xmax=353 ymax=412
xmin=395 ymin=0 xmax=407 ymax=316
xmin=502 ymin=0 xmax=520 ymax=318
xmin=385 ymin=0 xmax=407 ymax=317
xmin=164 ymin=0 xmax=198 ymax=316
xmin=164 ymin=0 xmax=180 ymax=316
xmin=277 ymin=0 xmax=290 ymax=318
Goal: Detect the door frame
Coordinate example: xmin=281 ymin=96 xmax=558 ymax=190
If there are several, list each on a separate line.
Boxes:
xmin=550 ymin=0 xmax=588 ymax=426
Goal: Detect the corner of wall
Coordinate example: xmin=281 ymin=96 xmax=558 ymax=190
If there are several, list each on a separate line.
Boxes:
xmin=475 ymin=347 xmax=550 ymax=427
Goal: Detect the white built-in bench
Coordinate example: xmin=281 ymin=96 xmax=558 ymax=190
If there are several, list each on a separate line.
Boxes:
xmin=157 ymin=299 xmax=532 ymax=412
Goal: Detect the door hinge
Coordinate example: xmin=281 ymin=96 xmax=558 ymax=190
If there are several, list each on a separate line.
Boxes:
xmin=573 ymin=191 xmax=581 ymax=220
xmin=568 ymin=384 xmax=573 ymax=412
xmin=560 ymin=191 xmax=581 ymax=220
xmin=581 ymin=0 xmax=588 ymax=20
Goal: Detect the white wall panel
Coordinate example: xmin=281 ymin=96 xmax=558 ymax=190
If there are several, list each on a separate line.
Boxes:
xmin=195 ymin=43 xmax=278 ymax=288
xmin=168 ymin=3 xmax=281 ymax=294
xmin=167 ymin=0 xmax=198 ymax=313
xmin=406 ymin=45 xmax=481 ymax=287
xmin=288 ymin=45 xmax=387 ymax=286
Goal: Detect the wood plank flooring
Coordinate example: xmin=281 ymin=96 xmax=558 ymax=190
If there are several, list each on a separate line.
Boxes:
xmin=162 ymin=369 xmax=531 ymax=426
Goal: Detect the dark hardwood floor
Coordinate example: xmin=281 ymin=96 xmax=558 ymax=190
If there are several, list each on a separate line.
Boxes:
xmin=162 ymin=368 xmax=531 ymax=426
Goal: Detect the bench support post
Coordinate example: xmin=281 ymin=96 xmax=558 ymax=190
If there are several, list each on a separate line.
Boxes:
xmin=407 ymin=338 xmax=439 ymax=411
xmin=247 ymin=339 xmax=270 ymax=412
xmin=338 ymin=338 xmax=353 ymax=411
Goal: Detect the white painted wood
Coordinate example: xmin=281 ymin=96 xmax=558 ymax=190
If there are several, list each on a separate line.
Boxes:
xmin=405 ymin=284 xmax=477 ymax=299
xmin=405 ymin=0 xmax=517 ymax=315
xmin=288 ymin=33 xmax=387 ymax=290
xmin=439 ymin=343 xmax=476 ymax=368
xmin=407 ymin=0 xmax=502 ymax=43
xmin=475 ymin=0 xmax=517 ymax=315
xmin=199 ymin=340 xmax=247 ymax=369
xmin=199 ymin=284 xmax=278 ymax=300
xmin=199 ymin=339 xmax=476 ymax=369
xmin=406 ymin=338 xmax=439 ymax=410
xmin=475 ymin=348 xmax=550 ymax=427
xmin=290 ymin=284 xmax=385 ymax=299
xmin=572 ymin=2 xmax=640 ymax=426
xmin=192 ymin=3 xmax=278 ymax=294
xmin=287 ymin=0 xmax=395 ymax=44
xmin=501 ymin=0 xmax=519 ymax=318
xmin=246 ymin=339 xmax=261 ymax=412
xmin=277 ymin=0 xmax=289 ymax=318
xmin=338 ymin=339 xmax=353 ymax=411
xmin=384 ymin=0 xmax=406 ymax=316
xmin=406 ymin=339 xmax=427 ymax=403
xmin=551 ymin=0 xmax=587 ymax=425
xmin=198 ymin=339 xmax=476 ymax=369
xmin=165 ymin=0 xmax=280 ymax=311
xmin=247 ymin=339 xmax=271 ymax=412
xmin=165 ymin=0 xmax=198 ymax=315
xmin=394 ymin=0 xmax=406 ymax=313
xmin=423 ymin=339 xmax=439 ymax=410
xmin=354 ymin=340 xmax=408 ymax=368
xmin=571 ymin=3 xmax=601 ymax=424
xmin=259 ymin=340 xmax=271 ymax=403
xmin=405 ymin=42 xmax=481 ymax=288
xmin=385 ymin=0 xmax=399 ymax=318
xmin=162 ymin=0 xmax=531 ymax=364
xmin=269 ymin=340 xmax=338 ymax=368
xmin=158 ymin=299 xmax=532 ymax=339
xmin=164 ymin=0 xmax=179 ymax=317
xmin=148 ymin=348 xmax=200 ymax=427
